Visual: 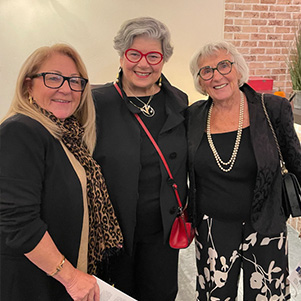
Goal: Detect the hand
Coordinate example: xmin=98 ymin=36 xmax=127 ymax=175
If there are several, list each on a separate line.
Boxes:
xmin=24 ymin=233 xmax=100 ymax=300
xmin=64 ymin=269 xmax=100 ymax=301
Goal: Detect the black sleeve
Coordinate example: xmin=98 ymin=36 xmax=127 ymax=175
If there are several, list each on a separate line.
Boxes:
xmin=0 ymin=116 xmax=48 ymax=253
xmin=277 ymin=98 xmax=301 ymax=183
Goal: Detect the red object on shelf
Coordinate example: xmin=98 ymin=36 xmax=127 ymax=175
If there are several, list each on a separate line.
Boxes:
xmin=247 ymin=77 xmax=273 ymax=92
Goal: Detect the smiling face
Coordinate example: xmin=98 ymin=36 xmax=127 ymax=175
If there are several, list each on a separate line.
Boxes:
xmin=28 ymin=52 xmax=82 ymax=120
xmin=120 ymin=35 xmax=164 ymax=95
xmin=198 ymin=49 xmax=241 ymax=102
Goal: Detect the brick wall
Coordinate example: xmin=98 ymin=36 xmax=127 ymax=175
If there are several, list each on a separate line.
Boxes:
xmin=224 ymin=0 xmax=301 ymax=96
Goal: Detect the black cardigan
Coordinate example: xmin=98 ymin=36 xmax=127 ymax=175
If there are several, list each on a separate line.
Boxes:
xmin=92 ymin=74 xmax=188 ymax=254
xmin=187 ymin=84 xmax=301 ymax=235
xmin=0 ymin=114 xmax=84 ymax=300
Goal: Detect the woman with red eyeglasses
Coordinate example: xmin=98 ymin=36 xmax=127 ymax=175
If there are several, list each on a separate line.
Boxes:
xmin=92 ymin=17 xmax=189 ymax=301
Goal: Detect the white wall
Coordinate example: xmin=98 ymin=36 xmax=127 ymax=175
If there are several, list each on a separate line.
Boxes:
xmin=0 ymin=0 xmax=224 ymax=119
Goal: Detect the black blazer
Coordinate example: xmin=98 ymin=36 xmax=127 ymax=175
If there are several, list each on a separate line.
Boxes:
xmin=92 ymin=74 xmax=188 ymax=254
xmin=0 ymin=114 xmax=84 ymax=300
xmin=187 ymin=84 xmax=301 ymax=235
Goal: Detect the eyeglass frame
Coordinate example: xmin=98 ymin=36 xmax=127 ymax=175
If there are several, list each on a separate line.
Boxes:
xmin=124 ymin=48 xmax=164 ymax=65
xmin=31 ymin=72 xmax=88 ymax=92
xmin=197 ymin=60 xmax=234 ymax=81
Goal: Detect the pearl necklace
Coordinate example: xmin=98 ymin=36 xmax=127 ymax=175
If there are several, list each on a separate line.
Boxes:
xmin=207 ymin=91 xmax=244 ymax=173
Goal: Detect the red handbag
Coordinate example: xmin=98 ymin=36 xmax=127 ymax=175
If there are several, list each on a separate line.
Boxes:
xmin=113 ymin=83 xmax=195 ymax=249
xmin=169 ymin=206 xmax=195 ymax=249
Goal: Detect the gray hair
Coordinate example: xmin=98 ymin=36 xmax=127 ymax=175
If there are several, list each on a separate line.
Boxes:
xmin=190 ymin=41 xmax=249 ymax=95
xmin=113 ymin=17 xmax=173 ymax=62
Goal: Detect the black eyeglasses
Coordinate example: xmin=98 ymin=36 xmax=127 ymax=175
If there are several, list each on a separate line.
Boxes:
xmin=31 ymin=72 xmax=88 ymax=92
xmin=125 ymin=49 xmax=164 ymax=65
xmin=197 ymin=60 xmax=234 ymax=81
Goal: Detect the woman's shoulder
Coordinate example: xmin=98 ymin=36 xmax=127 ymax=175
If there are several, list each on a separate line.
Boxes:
xmin=167 ymin=84 xmax=188 ymax=98
xmin=244 ymin=84 xmax=291 ymax=112
xmin=1 ymin=114 xmax=51 ymax=140
xmin=187 ymin=99 xmax=208 ymax=113
xmin=260 ymin=93 xmax=293 ymax=125
xmin=91 ymin=82 xmax=115 ymax=97
xmin=263 ymin=93 xmax=291 ymax=110
xmin=91 ymin=82 xmax=122 ymax=108
xmin=2 ymin=113 xmax=44 ymax=128
xmin=160 ymin=74 xmax=188 ymax=104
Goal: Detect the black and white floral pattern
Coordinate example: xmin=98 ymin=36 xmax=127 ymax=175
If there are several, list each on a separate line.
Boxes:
xmin=196 ymin=215 xmax=290 ymax=301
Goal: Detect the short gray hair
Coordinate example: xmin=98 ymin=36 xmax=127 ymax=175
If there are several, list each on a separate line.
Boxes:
xmin=113 ymin=17 xmax=173 ymax=62
xmin=190 ymin=41 xmax=249 ymax=95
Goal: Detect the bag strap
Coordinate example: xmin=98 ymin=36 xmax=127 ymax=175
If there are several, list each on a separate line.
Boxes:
xmin=114 ymin=82 xmax=123 ymax=99
xmin=113 ymin=82 xmax=184 ymax=210
xmin=261 ymin=93 xmax=288 ymax=175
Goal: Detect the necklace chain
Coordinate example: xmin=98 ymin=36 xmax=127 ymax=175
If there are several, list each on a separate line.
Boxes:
xmin=207 ymin=91 xmax=244 ymax=173
xmin=126 ymin=86 xmax=155 ymax=117
xmin=127 ymin=94 xmax=155 ymax=117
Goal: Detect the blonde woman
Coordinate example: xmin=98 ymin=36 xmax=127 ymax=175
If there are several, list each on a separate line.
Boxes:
xmin=0 ymin=44 xmax=123 ymax=300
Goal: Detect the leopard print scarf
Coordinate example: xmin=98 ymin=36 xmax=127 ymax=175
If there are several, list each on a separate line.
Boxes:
xmin=35 ymin=104 xmax=123 ymax=274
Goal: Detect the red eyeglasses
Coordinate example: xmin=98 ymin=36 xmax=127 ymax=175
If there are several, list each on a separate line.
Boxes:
xmin=125 ymin=49 xmax=163 ymax=65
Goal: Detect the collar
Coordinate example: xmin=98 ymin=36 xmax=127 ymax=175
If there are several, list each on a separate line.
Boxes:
xmin=240 ymin=83 xmax=261 ymax=104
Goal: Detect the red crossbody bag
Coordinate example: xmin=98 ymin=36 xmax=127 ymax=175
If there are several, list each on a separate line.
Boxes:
xmin=114 ymin=83 xmax=194 ymax=248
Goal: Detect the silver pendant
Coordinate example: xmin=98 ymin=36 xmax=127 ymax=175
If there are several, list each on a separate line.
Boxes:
xmin=141 ymin=104 xmax=155 ymax=117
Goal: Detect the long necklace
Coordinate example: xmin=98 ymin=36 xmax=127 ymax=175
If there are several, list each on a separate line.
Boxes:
xmin=207 ymin=91 xmax=244 ymax=173
xmin=127 ymin=94 xmax=155 ymax=117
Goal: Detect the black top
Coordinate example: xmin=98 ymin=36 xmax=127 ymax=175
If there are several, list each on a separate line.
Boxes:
xmin=194 ymin=127 xmax=257 ymax=221
xmin=128 ymin=91 xmax=167 ymax=240
xmin=187 ymin=84 xmax=301 ymax=235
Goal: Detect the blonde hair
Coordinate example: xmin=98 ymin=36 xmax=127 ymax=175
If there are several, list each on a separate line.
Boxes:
xmin=1 ymin=43 xmax=96 ymax=153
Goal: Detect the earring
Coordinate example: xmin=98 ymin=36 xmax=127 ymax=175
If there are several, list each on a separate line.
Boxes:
xmin=158 ymin=76 xmax=162 ymax=87
xmin=116 ymin=67 xmax=122 ymax=83
xmin=29 ymin=95 xmax=33 ymax=104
